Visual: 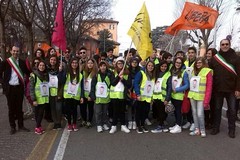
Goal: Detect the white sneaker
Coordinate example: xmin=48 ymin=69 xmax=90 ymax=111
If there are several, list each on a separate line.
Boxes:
xmin=145 ymin=119 xmax=152 ymax=126
xmin=169 ymin=124 xmax=177 ymax=130
xmin=170 ymin=125 xmax=182 ymax=133
xmin=109 ymin=126 xmax=117 ymax=134
xmin=128 ymin=121 xmax=133 ymax=129
xmin=201 ymin=130 xmax=206 ymax=138
xmin=97 ymin=126 xmax=103 ymax=133
xmin=103 ymin=124 xmax=109 ymax=130
xmin=182 ymin=122 xmax=191 ymax=129
xmin=189 ymin=123 xmax=195 ymax=131
xmin=121 ymin=125 xmax=130 ymax=133
xmin=132 ymin=121 xmax=137 ymax=130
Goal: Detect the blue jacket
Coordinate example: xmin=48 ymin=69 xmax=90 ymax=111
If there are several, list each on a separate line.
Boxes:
xmin=173 ymin=71 xmax=189 ymax=93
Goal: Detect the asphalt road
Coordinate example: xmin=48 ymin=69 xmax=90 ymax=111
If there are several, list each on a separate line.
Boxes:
xmin=1 ymin=88 xmax=240 ymax=160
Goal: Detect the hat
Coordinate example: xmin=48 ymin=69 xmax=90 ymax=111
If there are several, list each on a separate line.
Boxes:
xmin=116 ymin=57 xmax=125 ymax=63
xmin=130 ymin=56 xmax=140 ymax=64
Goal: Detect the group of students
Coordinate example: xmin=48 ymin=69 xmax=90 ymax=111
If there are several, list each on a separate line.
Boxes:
xmin=2 ymin=38 xmax=239 ymax=138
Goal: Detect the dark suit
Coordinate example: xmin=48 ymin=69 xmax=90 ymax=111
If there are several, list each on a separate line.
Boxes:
xmin=0 ymin=57 xmax=30 ymax=129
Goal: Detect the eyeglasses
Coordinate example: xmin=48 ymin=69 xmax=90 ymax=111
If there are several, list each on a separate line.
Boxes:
xmin=221 ymin=43 xmax=229 ymax=46
xmin=34 ymin=61 xmax=39 ymax=64
xmin=79 ymin=51 xmax=86 ymax=54
xmin=117 ymin=62 xmax=123 ymax=65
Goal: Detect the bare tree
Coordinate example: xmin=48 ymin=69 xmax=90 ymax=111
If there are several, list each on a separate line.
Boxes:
xmin=8 ymin=0 xmax=37 ymax=59
xmin=0 ymin=0 xmax=11 ymax=59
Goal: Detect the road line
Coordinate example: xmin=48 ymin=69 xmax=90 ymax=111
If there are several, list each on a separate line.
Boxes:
xmin=26 ymin=124 xmax=58 ymax=160
xmin=54 ymin=124 xmax=70 ymax=160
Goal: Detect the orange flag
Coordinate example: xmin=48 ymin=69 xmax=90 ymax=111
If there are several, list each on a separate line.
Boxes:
xmin=165 ymin=2 xmax=219 ymax=35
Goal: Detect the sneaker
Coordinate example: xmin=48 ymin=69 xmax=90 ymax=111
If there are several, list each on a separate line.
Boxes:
xmin=169 ymin=124 xmax=177 ymax=130
xmin=162 ymin=127 xmax=169 ymax=133
xmin=97 ymin=126 xmax=103 ymax=133
xmin=121 ymin=125 xmax=130 ymax=133
xmin=56 ymin=124 xmax=62 ymax=130
xmin=86 ymin=122 xmax=92 ymax=128
xmin=109 ymin=126 xmax=117 ymax=134
xmin=68 ymin=124 xmax=73 ymax=131
xmin=128 ymin=121 xmax=133 ymax=129
xmin=141 ymin=126 xmax=149 ymax=133
xmin=132 ymin=121 xmax=137 ymax=130
xmin=170 ymin=125 xmax=182 ymax=134
xmin=151 ymin=126 xmax=163 ymax=133
xmin=137 ymin=127 xmax=143 ymax=134
xmin=201 ymin=130 xmax=206 ymax=138
xmin=228 ymin=130 xmax=235 ymax=138
xmin=39 ymin=127 xmax=45 ymax=133
xmin=189 ymin=129 xmax=200 ymax=136
xmin=72 ymin=124 xmax=78 ymax=131
xmin=35 ymin=127 xmax=42 ymax=135
xmin=182 ymin=122 xmax=191 ymax=129
xmin=81 ymin=121 xmax=87 ymax=127
xmin=53 ymin=124 xmax=58 ymax=130
xmin=103 ymin=124 xmax=109 ymax=130
xmin=189 ymin=123 xmax=195 ymax=131
xmin=145 ymin=119 xmax=152 ymax=126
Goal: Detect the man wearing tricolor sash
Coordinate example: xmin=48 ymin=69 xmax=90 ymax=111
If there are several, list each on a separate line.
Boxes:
xmin=0 ymin=46 xmax=31 ymax=135
xmin=209 ymin=39 xmax=240 ymax=138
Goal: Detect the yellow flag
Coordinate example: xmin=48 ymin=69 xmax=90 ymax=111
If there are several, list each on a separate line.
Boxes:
xmin=127 ymin=2 xmax=153 ymax=60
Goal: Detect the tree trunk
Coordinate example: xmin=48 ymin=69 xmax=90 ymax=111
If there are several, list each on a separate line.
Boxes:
xmin=0 ymin=21 xmax=6 ymax=59
xmin=26 ymin=25 xmax=34 ymax=61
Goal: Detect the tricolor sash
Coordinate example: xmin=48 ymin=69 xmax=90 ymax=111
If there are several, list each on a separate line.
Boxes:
xmin=6 ymin=57 xmax=24 ymax=84
xmin=214 ymin=53 xmax=237 ymax=75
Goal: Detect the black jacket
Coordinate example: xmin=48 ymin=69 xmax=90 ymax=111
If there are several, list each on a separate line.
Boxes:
xmin=209 ymin=48 xmax=240 ymax=92
xmin=0 ymin=58 xmax=30 ymax=94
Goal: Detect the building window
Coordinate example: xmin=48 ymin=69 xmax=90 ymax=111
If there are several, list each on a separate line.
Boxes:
xmin=109 ymin=25 xmax=111 ymax=29
xmin=112 ymin=25 xmax=114 ymax=30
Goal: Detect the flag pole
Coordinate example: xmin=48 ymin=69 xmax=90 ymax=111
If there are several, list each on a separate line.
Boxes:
xmin=123 ymin=40 xmax=133 ymax=69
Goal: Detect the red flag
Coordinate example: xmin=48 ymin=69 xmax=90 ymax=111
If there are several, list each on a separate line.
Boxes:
xmin=165 ymin=2 xmax=219 ymax=35
xmin=52 ymin=0 xmax=67 ymax=51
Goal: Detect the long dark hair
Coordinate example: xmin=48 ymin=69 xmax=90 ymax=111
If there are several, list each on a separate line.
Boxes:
xmin=145 ymin=61 xmax=155 ymax=80
xmin=68 ymin=57 xmax=80 ymax=84
xmin=83 ymin=58 xmax=98 ymax=78
xmin=170 ymin=57 xmax=184 ymax=78
xmin=155 ymin=60 xmax=168 ymax=78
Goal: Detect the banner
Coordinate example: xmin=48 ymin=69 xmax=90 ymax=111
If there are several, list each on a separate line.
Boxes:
xmin=52 ymin=0 xmax=67 ymax=52
xmin=127 ymin=2 xmax=153 ymax=60
xmin=165 ymin=2 xmax=219 ymax=35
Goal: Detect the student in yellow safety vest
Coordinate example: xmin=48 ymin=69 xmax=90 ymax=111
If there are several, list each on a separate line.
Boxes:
xmin=30 ymin=60 xmax=49 ymax=135
xmin=151 ymin=60 xmax=172 ymax=133
xmin=134 ymin=61 xmax=156 ymax=133
xmin=47 ymin=55 xmax=65 ymax=130
xmin=188 ymin=57 xmax=213 ymax=137
xmin=80 ymin=58 xmax=98 ymax=128
xmin=169 ymin=57 xmax=189 ymax=134
xmin=63 ymin=58 xmax=84 ymax=132
xmin=109 ymin=57 xmax=132 ymax=134
xmin=89 ymin=61 xmax=113 ymax=133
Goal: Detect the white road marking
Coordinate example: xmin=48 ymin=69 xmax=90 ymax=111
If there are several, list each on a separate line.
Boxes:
xmin=54 ymin=124 xmax=70 ymax=160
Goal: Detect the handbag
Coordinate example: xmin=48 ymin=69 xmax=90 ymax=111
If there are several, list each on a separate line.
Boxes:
xmin=182 ymin=90 xmax=191 ymax=113
xmin=165 ymin=101 xmax=175 ymax=113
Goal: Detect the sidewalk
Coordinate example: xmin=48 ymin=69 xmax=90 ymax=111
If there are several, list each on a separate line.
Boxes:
xmin=0 ymin=88 xmax=39 ymax=160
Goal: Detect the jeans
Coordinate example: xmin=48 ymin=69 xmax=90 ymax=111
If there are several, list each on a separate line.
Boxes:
xmin=80 ymin=98 xmax=94 ymax=122
xmin=94 ymin=103 xmax=109 ymax=126
xmin=213 ymin=92 xmax=236 ymax=131
xmin=153 ymin=99 xmax=167 ymax=126
xmin=65 ymin=99 xmax=78 ymax=125
xmin=171 ymin=98 xmax=183 ymax=126
xmin=190 ymin=99 xmax=205 ymax=131
xmin=127 ymin=100 xmax=136 ymax=121
xmin=111 ymin=99 xmax=126 ymax=126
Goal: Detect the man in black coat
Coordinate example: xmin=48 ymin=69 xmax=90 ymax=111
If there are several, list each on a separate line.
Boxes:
xmin=209 ymin=39 xmax=240 ymax=138
xmin=0 ymin=46 xmax=31 ymax=134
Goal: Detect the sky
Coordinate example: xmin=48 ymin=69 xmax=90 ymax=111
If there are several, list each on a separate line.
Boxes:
xmin=112 ymin=0 xmax=176 ymax=53
xmin=112 ymin=0 xmax=240 ymax=52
